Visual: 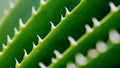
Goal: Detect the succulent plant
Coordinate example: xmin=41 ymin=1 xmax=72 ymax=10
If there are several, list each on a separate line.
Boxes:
xmin=0 ymin=0 xmax=120 ymax=68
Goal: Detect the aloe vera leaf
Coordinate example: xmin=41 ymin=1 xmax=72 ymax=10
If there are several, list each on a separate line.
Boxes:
xmin=66 ymin=34 xmax=120 ymax=68
xmin=0 ymin=0 xmax=80 ymax=51
xmin=0 ymin=0 xmax=76 ymax=68
xmin=80 ymin=44 xmax=120 ymax=68
xmin=77 ymin=36 xmax=120 ymax=68
xmin=0 ymin=0 xmax=80 ymax=50
xmin=49 ymin=3 xmax=120 ymax=68
xmin=18 ymin=0 xmax=119 ymax=68
xmin=0 ymin=0 xmax=40 ymax=51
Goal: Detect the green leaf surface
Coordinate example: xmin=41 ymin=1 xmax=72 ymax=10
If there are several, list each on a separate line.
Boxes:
xmin=18 ymin=0 xmax=120 ymax=68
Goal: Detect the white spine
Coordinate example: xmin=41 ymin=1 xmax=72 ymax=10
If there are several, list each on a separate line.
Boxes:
xmin=19 ymin=18 xmax=25 ymax=27
xmin=40 ymin=0 xmax=46 ymax=5
xmin=75 ymin=53 xmax=87 ymax=65
xmin=109 ymin=2 xmax=118 ymax=11
xmin=2 ymin=44 xmax=7 ymax=49
xmin=85 ymin=24 xmax=93 ymax=32
xmin=14 ymin=27 xmax=19 ymax=34
xmin=37 ymin=35 xmax=43 ymax=42
xmin=88 ymin=49 xmax=98 ymax=59
xmin=39 ymin=62 xmax=47 ymax=68
xmin=32 ymin=42 xmax=37 ymax=49
xmin=109 ymin=29 xmax=120 ymax=43
xmin=92 ymin=17 xmax=100 ymax=26
xmin=50 ymin=21 xmax=56 ymax=29
xmin=7 ymin=35 xmax=12 ymax=43
xmin=65 ymin=7 xmax=70 ymax=14
xmin=51 ymin=57 xmax=56 ymax=63
xmin=23 ymin=49 xmax=28 ymax=57
xmin=67 ymin=62 xmax=76 ymax=68
xmin=68 ymin=36 xmax=77 ymax=45
xmin=32 ymin=6 xmax=37 ymax=14
xmin=15 ymin=58 xmax=20 ymax=66
xmin=61 ymin=14 xmax=65 ymax=20
xmin=54 ymin=50 xmax=62 ymax=58
xmin=96 ymin=41 xmax=107 ymax=53
xmin=9 ymin=1 xmax=14 ymax=8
